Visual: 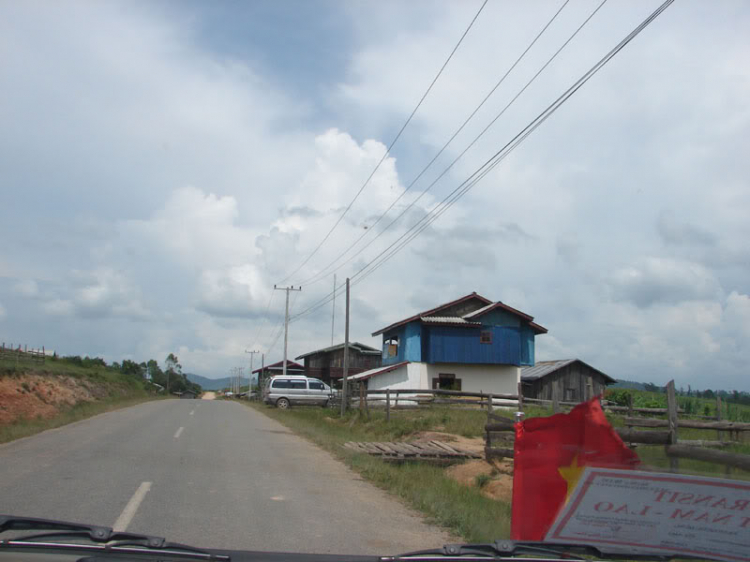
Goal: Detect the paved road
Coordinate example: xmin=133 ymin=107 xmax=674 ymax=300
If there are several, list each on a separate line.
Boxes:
xmin=0 ymin=399 xmax=453 ymax=554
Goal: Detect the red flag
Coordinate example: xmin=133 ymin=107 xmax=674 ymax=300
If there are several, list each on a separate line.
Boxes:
xmin=511 ymin=396 xmax=640 ymax=541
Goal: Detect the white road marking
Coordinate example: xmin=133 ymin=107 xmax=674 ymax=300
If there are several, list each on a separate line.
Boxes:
xmin=174 ymin=426 xmax=184 ymax=439
xmin=113 ymin=482 xmax=152 ymax=532
xmin=189 ymin=410 xmax=195 ymax=416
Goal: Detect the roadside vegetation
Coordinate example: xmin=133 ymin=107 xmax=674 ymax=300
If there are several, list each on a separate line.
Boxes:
xmin=247 ymin=385 xmax=750 ymax=541
xmin=247 ymin=402 xmax=511 ymax=542
xmin=0 ymin=351 xmax=198 ymax=444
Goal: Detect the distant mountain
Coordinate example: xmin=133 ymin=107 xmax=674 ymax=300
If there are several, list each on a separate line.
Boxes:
xmin=185 ymin=373 xmax=233 ymax=390
xmin=612 ymin=379 xmax=648 ymax=391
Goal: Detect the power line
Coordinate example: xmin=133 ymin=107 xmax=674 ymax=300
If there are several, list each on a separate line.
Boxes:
xmin=276 ymin=0 xmax=490 ymax=285
xmin=247 ymin=290 xmax=276 ymax=352
xmin=289 ymin=0 xmax=675 ymax=323
xmin=298 ymin=0 xmax=573 ymax=287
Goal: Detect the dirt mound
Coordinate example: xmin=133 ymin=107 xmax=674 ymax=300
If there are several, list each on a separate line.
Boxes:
xmin=445 ymin=458 xmax=514 ymax=502
xmin=0 ymin=373 xmax=100 ymax=424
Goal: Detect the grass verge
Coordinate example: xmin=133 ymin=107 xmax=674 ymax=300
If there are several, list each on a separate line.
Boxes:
xmin=0 ymin=394 xmax=163 ymax=445
xmin=245 ymin=402 xmax=511 ymax=542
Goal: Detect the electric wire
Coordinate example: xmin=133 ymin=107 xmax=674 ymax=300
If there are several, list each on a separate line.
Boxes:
xmin=287 ymin=0 xmax=674 ymax=324
xmin=276 ymin=0 xmax=490 ymax=285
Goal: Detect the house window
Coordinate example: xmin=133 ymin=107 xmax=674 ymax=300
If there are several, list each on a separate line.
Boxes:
xmin=480 ymin=331 xmax=492 ymax=344
xmin=565 ymin=388 xmax=576 ymax=402
xmin=384 ymin=336 xmax=399 ymax=357
xmin=432 ymin=373 xmax=462 ymax=391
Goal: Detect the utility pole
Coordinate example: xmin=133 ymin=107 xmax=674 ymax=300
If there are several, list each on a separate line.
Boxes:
xmin=259 ymin=353 xmax=265 ymax=400
xmin=245 ymin=349 xmax=259 ymax=398
xmin=331 ymin=274 xmax=336 ymax=346
xmin=274 ymin=285 xmax=302 ymax=378
xmin=340 ymin=277 xmax=350 ymax=416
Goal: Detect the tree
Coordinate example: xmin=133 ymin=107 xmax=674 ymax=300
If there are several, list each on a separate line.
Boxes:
xmin=165 ymin=353 xmax=182 ymax=394
xmin=120 ymin=359 xmax=143 ymax=377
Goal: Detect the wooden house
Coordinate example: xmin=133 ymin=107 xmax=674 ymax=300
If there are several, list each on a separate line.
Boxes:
xmin=521 ymin=359 xmax=615 ymax=403
xmin=295 ymin=342 xmax=381 ymax=385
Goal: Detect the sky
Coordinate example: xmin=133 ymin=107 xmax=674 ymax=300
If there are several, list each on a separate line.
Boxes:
xmin=0 ymin=0 xmax=748 ymax=390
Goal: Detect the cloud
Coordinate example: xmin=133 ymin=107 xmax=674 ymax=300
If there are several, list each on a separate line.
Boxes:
xmin=13 ymin=280 xmax=39 ymax=298
xmin=657 ymin=211 xmax=716 ymax=247
xmin=0 ymin=1 xmax=749 ymax=389
xmin=608 ymin=257 xmax=722 ymax=308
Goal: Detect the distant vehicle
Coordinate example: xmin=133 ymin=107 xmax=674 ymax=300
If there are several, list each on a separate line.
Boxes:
xmin=262 ymin=375 xmax=333 ymax=409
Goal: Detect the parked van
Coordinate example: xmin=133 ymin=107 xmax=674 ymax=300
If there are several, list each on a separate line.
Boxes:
xmin=262 ymin=375 xmax=333 ymax=409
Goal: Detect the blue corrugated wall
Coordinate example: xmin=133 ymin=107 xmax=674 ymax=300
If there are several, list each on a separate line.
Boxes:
xmin=424 ymin=325 xmax=534 ymax=366
xmin=381 ymin=318 xmax=536 ymax=366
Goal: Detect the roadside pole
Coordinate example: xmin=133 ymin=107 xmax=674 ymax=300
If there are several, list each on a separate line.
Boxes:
xmin=245 ymin=349 xmax=259 ymax=399
xmin=340 ymin=278 xmax=350 ymax=416
xmin=331 ymin=274 xmax=336 ymax=346
xmin=274 ymin=285 xmax=302 ymax=378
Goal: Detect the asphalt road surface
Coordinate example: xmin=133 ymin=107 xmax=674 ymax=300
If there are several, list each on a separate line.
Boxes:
xmin=0 ymin=399 xmax=454 ymax=554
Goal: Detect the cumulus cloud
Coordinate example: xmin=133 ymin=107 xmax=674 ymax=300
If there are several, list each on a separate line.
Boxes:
xmin=608 ymin=257 xmax=722 ymax=308
xmin=1 ymin=1 xmax=749 ymax=388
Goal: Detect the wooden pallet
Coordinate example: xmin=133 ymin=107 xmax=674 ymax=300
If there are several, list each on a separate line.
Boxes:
xmin=343 ymin=440 xmax=482 ymax=462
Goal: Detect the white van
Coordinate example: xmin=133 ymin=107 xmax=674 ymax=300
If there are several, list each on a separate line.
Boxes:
xmin=262 ymin=375 xmax=333 ymax=409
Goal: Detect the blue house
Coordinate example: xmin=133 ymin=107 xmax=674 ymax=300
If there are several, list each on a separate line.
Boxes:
xmin=351 ymin=293 xmax=546 ymax=395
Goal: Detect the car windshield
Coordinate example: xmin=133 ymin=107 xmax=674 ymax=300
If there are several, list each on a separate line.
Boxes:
xmin=1 ymin=1 xmax=748 ymax=561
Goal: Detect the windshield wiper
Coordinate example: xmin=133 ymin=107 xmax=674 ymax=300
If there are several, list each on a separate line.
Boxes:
xmin=0 ymin=515 xmax=230 ymax=560
xmin=384 ymin=541 xmax=710 ymax=562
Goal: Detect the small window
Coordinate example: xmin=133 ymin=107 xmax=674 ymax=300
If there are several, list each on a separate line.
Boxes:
xmin=289 ymin=380 xmax=306 ymax=389
xmin=384 ymin=336 xmax=400 ymax=357
xmin=272 ymin=379 xmax=290 ymax=389
xmin=565 ymin=388 xmax=576 ymax=401
xmin=480 ymin=331 xmax=492 ymax=344
xmin=309 ymin=382 xmax=324 ymax=390
xmin=433 ymin=373 xmax=461 ymax=390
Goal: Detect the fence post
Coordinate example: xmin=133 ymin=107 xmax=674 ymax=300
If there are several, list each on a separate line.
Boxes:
xmin=485 ymin=395 xmax=493 ymax=462
xmin=666 ymin=380 xmax=679 ymax=472
xmin=488 ymin=393 xmax=493 ymax=413
xmin=516 ymin=381 xmax=524 ymax=413
xmin=386 ymin=389 xmax=391 ymax=423
xmin=552 ymin=383 xmax=560 ymax=414
xmin=394 ymin=390 xmax=399 ymax=410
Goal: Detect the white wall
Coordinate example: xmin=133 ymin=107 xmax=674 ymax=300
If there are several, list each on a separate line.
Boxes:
xmin=367 ymin=362 xmax=519 ymax=395
xmin=426 ymin=363 xmax=520 ymax=395
xmin=367 ymin=363 xmax=428 ymax=390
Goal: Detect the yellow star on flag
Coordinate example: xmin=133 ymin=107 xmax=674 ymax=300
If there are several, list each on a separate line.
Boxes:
xmin=558 ymin=454 xmax=585 ymax=502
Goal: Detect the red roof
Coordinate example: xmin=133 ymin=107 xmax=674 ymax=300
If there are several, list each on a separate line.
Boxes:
xmin=252 ymin=360 xmax=304 ymax=374
xmin=372 ymin=292 xmax=492 ymax=336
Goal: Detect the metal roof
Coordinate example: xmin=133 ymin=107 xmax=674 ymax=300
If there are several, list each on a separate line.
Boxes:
xmin=295 ymin=341 xmax=380 ymax=360
xmin=521 ymin=359 xmax=615 ymax=383
xmin=348 ymin=361 xmax=410 ymax=382
xmin=252 ymin=360 xmax=304 ymax=374
xmin=420 ymin=316 xmax=482 ymax=326
xmin=372 ymin=292 xmax=493 ymax=336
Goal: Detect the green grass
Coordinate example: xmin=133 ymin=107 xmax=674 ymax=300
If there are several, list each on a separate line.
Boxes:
xmin=246 ymin=400 xmax=750 ymax=542
xmin=247 ymin=403 xmax=511 ymax=542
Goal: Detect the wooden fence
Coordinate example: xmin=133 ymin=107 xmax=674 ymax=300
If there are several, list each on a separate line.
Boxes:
xmin=485 ymin=380 xmax=750 ymax=474
xmin=0 ymin=343 xmax=46 ymax=365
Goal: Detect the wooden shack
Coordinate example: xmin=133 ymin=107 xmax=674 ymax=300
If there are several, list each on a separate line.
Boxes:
xmin=521 ymin=359 xmax=615 ymax=403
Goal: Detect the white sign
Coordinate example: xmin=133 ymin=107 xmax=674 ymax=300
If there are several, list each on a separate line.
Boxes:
xmin=545 ymin=468 xmax=750 ymax=562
